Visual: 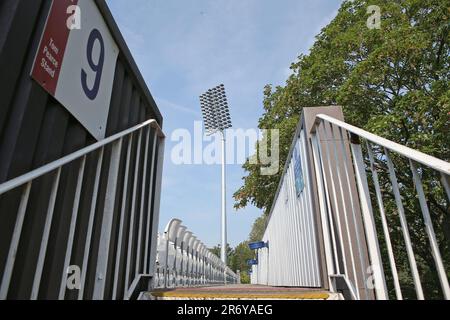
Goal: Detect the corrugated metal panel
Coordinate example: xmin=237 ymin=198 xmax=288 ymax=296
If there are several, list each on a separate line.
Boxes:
xmin=255 ymin=125 xmax=322 ymax=287
xmin=252 ymin=107 xmax=376 ymax=298
xmin=0 ymin=0 xmax=163 ymax=299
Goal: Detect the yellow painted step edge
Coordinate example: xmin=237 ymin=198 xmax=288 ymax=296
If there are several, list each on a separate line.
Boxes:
xmin=151 ymin=292 xmax=329 ymax=300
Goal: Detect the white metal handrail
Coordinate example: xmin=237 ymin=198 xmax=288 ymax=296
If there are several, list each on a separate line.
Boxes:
xmin=0 ymin=118 xmax=165 ymax=300
xmin=314 ymin=114 xmax=450 ymax=175
xmin=311 ymin=113 xmax=450 ymax=300
xmin=0 ymin=119 xmax=164 ymax=195
xmin=154 ymin=218 xmax=239 ymax=288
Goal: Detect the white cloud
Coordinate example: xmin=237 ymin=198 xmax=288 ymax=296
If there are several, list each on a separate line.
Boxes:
xmin=156 ymin=96 xmax=200 ymax=116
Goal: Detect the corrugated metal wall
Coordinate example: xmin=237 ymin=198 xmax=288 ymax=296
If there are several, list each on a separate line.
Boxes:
xmin=255 ymin=128 xmax=322 ymax=287
xmin=251 ymin=107 xmax=375 ymax=298
xmin=0 ymin=0 xmax=163 ymax=299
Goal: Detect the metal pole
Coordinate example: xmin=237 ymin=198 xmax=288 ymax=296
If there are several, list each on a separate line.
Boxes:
xmin=221 ymin=130 xmax=227 ymax=266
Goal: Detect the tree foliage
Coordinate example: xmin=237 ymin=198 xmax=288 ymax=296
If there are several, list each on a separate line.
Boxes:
xmin=230 ymin=241 xmax=255 ymax=284
xmin=212 ymin=242 xmax=255 ymax=284
xmin=249 ymin=214 xmax=268 ymax=242
xmin=210 ymin=243 xmax=233 ymax=266
xmin=233 ymin=0 xmax=449 ymax=298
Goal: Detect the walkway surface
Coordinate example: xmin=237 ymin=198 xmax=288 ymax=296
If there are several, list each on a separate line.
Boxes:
xmin=147 ymin=284 xmax=338 ymax=300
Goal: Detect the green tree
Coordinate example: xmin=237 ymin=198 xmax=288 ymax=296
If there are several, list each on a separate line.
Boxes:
xmin=209 ymin=243 xmax=233 ymax=269
xmin=249 ymin=215 xmax=268 ymax=242
xmin=230 ymin=241 xmax=255 ymax=284
xmin=234 ymin=0 xmax=449 ymax=299
xmin=209 ymin=242 xmax=255 ymax=284
xmin=240 ymin=272 xmax=251 ymax=284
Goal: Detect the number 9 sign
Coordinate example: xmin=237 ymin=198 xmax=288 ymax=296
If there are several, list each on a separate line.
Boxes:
xmin=81 ymin=29 xmax=105 ymax=100
xmin=32 ymin=0 xmax=119 ymax=141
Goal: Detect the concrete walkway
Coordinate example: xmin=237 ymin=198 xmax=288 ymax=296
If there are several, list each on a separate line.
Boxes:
xmin=147 ymin=284 xmax=339 ymax=300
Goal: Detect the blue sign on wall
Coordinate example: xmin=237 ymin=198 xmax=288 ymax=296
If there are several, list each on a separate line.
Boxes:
xmin=248 ymin=241 xmax=267 ymax=250
xmin=293 ymin=144 xmax=304 ymax=196
xmin=247 ymin=259 xmax=258 ymax=266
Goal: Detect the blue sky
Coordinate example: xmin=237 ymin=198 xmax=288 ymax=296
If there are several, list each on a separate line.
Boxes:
xmin=106 ymin=0 xmax=343 ymax=247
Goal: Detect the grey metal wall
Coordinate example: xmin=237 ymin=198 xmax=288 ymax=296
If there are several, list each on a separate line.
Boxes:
xmin=0 ymin=0 xmax=163 ymax=299
xmin=254 ymin=126 xmax=322 ymax=287
xmin=251 ymin=107 xmax=374 ymax=299
xmin=305 ymin=107 xmax=373 ymax=299
xmin=251 ymin=107 xmax=370 ymax=291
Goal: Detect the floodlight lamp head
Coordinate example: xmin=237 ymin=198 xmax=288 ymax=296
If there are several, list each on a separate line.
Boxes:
xmin=199 ymin=84 xmax=233 ymax=135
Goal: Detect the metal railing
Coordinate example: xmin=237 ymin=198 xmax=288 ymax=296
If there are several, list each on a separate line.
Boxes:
xmin=310 ymin=113 xmax=450 ymax=300
xmin=0 ymin=119 xmax=165 ymax=300
xmin=153 ymin=218 xmax=239 ymax=288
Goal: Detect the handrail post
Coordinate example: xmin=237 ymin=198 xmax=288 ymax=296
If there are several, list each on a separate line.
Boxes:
xmin=163 ymin=232 xmax=170 ymax=288
xmin=410 ymin=160 xmax=450 ymax=299
xmin=350 ymin=134 xmax=388 ymax=300
xmin=384 ymin=148 xmax=424 ymax=300
xmin=93 ymin=139 xmax=123 ymax=299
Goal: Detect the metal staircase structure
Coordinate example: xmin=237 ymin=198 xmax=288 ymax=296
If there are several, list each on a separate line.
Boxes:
xmin=0 ymin=107 xmax=449 ymax=300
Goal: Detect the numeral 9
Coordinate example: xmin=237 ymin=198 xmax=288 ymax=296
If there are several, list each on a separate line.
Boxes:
xmin=81 ymin=29 xmax=104 ymax=100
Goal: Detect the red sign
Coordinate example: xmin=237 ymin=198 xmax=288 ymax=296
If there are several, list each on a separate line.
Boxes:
xmin=31 ymin=0 xmax=79 ymax=95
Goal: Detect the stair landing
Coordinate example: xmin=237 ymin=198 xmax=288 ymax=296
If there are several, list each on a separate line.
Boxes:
xmin=147 ymin=284 xmax=338 ymax=300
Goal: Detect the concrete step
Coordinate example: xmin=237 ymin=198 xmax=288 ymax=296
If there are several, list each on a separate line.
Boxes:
xmin=146 ymin=284 xmax=341 ymax=300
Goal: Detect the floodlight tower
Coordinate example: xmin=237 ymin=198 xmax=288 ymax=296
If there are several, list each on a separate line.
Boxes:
xmin=199 ymin=84 xmax=232 ymax=265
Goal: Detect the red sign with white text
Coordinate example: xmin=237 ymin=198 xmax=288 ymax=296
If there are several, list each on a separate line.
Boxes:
xmin=31 ymin=0 xmax=79 ymax=95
